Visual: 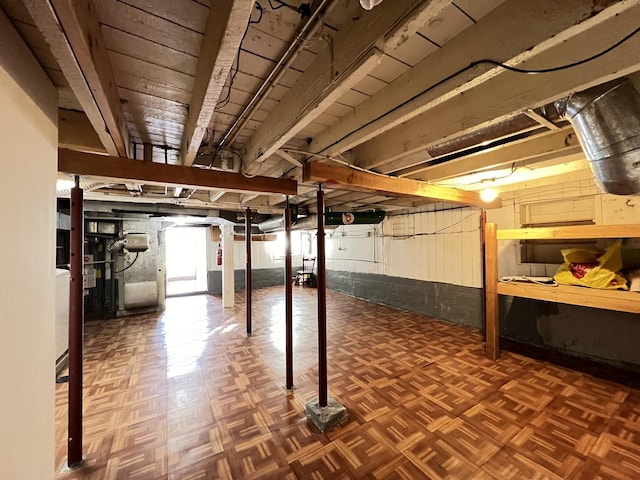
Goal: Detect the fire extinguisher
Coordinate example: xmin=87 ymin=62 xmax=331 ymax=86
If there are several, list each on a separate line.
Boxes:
xmin=217 ymin=244 xmax=223 ymax=266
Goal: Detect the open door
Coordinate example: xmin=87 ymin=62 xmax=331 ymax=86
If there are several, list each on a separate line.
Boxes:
xmin=165 ymin=226 xmax=207 ymax=296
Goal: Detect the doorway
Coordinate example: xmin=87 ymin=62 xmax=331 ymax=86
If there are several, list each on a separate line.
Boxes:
xmin=165 ymin=226 xmax=208 ymax=296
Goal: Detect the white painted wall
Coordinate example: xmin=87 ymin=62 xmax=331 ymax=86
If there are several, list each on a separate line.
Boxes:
xmin=322 ymin=206 xmax=483 ymax=288
xmin=206 ymin=229 xmax=305 ymax=271
xmin=0 ymin=66 xmax=57 ymax=477
xmin=487 ymin=171 xmax=640 ymax=278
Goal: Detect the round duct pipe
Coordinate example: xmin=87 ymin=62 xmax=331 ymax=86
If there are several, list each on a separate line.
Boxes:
xmin=557 ymin=77 xmax=640 ymax=195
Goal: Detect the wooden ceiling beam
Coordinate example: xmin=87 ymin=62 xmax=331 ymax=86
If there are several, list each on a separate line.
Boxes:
xmin=24 ymin=0 xmax=129 ymax=157
xmin=182 ymin=0 xmax=254 ymax=166
xmin=353 ymin=1 xmax=640 ymax=167
xmin=58 ymin=149 xmax=297 ymax=196
xmin=242 ymin=0 xmax=453 ymax=173
xmin=309 ymin=0 xmax=624 ymax=165
xmin=58 ymin=108 xmax=108 ymax=154
xmin=303 ymin=162 xmax=501 ymax=209
xmin=404 ymin=126 xmax=582 ymax=181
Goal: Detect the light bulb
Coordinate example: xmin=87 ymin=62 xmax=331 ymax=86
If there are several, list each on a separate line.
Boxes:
xmin=360 ymin=0 xmax=383 ymax=10
xmin=480 ymin=187 xmax=498 ymax=203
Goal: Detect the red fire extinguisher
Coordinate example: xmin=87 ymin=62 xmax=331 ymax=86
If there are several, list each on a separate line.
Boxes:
xmin=217 ymin=244 xmax=223 ymax=266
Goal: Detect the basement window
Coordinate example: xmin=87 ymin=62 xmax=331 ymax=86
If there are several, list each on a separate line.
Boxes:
xmin=519 ymin=197 xmax=596 ymax=264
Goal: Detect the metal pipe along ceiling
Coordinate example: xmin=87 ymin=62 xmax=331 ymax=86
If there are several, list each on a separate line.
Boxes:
xmin=219 ymin=0 xmax=337 ymax=149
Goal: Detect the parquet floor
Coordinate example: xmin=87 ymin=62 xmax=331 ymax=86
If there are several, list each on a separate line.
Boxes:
xmin=55 ymin=286 xmax=640 ymax=479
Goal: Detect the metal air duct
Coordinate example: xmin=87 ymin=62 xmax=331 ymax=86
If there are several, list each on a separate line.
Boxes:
xmin=557 ymin=77 xmax=640 ymax=195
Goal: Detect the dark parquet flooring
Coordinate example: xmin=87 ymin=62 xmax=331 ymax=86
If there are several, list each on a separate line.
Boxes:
xmin=55 ymin=286 xmax=640 ymax=479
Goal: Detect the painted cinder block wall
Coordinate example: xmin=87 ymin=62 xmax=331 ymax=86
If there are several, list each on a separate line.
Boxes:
xmin=323 ymin=170 xmax=640 ymax=370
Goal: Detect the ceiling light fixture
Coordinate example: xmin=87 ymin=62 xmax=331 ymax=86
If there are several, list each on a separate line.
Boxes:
xmin=479 ymin=178 xmax=498 ymax=203
xmin=360 ymin=0 xmax=383 ymax=10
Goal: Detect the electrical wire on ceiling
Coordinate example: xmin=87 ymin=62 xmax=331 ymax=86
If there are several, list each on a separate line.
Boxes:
xmin=268 ymin=0 xmax=311 ymax=18
xmin=216 ymin=2 xmax=264 ymax=111
xmin=313 ymin=25 xmax=640 ymax=156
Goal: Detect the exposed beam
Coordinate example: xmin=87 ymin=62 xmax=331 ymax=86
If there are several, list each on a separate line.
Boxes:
xmin=405 ymin=126 xmax=582 ymax=181
xmin=182 ymin=0 xmax=254 ymax=166
xmin=275 ymin=150 xmax=303 ymax=168
xmin=303 ymin=162 xmax=501 ymax=209
xmin=309 ymin=0 xmax=622 ymax=163
xmin=242 ymin=0 xmax=453 ymax=173
xmin=354 ymin=1 xmax=640 ymax=166
xmin=0 ymin=8 xmax=57 ymax=123
xmin=24 ymin=0 xmax=129 ymax=157
xmin=523 ymin=109 xmax=560 ymax=131
xmin=240 ymin=193 xmax=260 ymax=203
xmin=209 ymin=190 xmax=227 ymax=203
xmin=59 ymin=149 xmax=297 ymax=196
xmin=58 ymin=108 xmax=107 ymax=154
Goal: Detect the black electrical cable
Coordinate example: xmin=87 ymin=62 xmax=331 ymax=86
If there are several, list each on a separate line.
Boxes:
xmin=314 ymin=26 xmax=640 ymax=155
xmin=216 ymin=2 xmax=263 ymax=110
xmin=113 ymin=252 xmax=139 ymax=274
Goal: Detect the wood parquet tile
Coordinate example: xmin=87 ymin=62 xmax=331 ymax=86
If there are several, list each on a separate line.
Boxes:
xmin=55 ymin=287 xmax=640 ymax=479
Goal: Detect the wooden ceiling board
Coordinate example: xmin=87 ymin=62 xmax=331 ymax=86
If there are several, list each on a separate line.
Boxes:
xmin=323 ymin=102 xmax=355 ymax=118
xmin=102 ymin=26 xmax=198 ymax=76
xmin=113 ymin=71 xmax=192 ymax=105
xmin=275 ymin=66 xmax=303 ymax=89
xmin=109 ymin=51 xmax=195 ymax=92
xmin=129 ymin=121 xmax=184 ymax=139
xmin=95 ymin=1 xmax=203 ymax=57
xmin=336 ymin=88 xmax=369 ymax=109
xmin=127 ymin=118 xmax=185 ymax=136
xmin=220 ymin=88 xmax=281 ymax=113
xmin=296 ymin=122 xmax=327 ymax=138
xmin=288 ymin=48 xmax=319 ymax=72
xmin=308 ymin=111 xmax=341 ymax=127
xmin=124 ymin=105 xmax=187 ymax=126
xmin=236 ymin=49 xmax=279 ymax=84
xmin=250 ymin=6 xmax=305 ymax=43
xmin=368 ymin=54 xmax=411 ymax=84
xmin=117 ymin=0 xmax=209 ymax=33
xmin=389 ymin=33 xmax=437 ymax=67
xmin=417 ymin=3 xmax=474 ymax=46
xmin=118 ymin=88 xmax=188 ymax=114
xmin=127 ymin=124 xmax=185 ymax=144
xmin=224 ymin=70 xmax=290 ymax=102
xmin=212 ymin=111 xmax=261 ymax=133
xmin=241 ymin=25 xmax=292 ymax=64
xmin=453 ymin=0 xmax=507 ymax=22
xmin=352 ymin=74 xmax=387 ymax=96
xmin=320 ymin=0 xmax=357 ymax=32
xmin=128 ymin=128 xmax=182 ymax=148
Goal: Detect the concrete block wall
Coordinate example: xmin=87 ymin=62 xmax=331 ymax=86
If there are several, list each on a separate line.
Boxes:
xmin=321 ymin=174 xmax=640 ymax=370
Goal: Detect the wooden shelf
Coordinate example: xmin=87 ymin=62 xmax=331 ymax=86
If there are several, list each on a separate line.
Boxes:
xmin=497 ymin=224 xmax=640 ymax=240
xmin=497 ymin=282 xmax=640 ymax=314
xmin=484 ymin=222 xmax=640 ymax=361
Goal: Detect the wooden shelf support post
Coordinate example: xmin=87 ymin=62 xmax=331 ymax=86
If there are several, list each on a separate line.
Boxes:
xmin=484 ymin=222 xmax=499 ymax=360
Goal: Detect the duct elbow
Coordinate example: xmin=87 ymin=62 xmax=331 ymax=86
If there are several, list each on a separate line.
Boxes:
xmin=559 ymin=77 xmax=640 ymax=195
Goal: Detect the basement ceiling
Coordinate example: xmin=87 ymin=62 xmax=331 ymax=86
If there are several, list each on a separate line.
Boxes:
xmin=2 ymin=0 xmax=639 ymax=215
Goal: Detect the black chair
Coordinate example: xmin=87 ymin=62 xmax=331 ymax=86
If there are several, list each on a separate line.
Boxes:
xmin=295 ymin=256 xmax=316 ymax=287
